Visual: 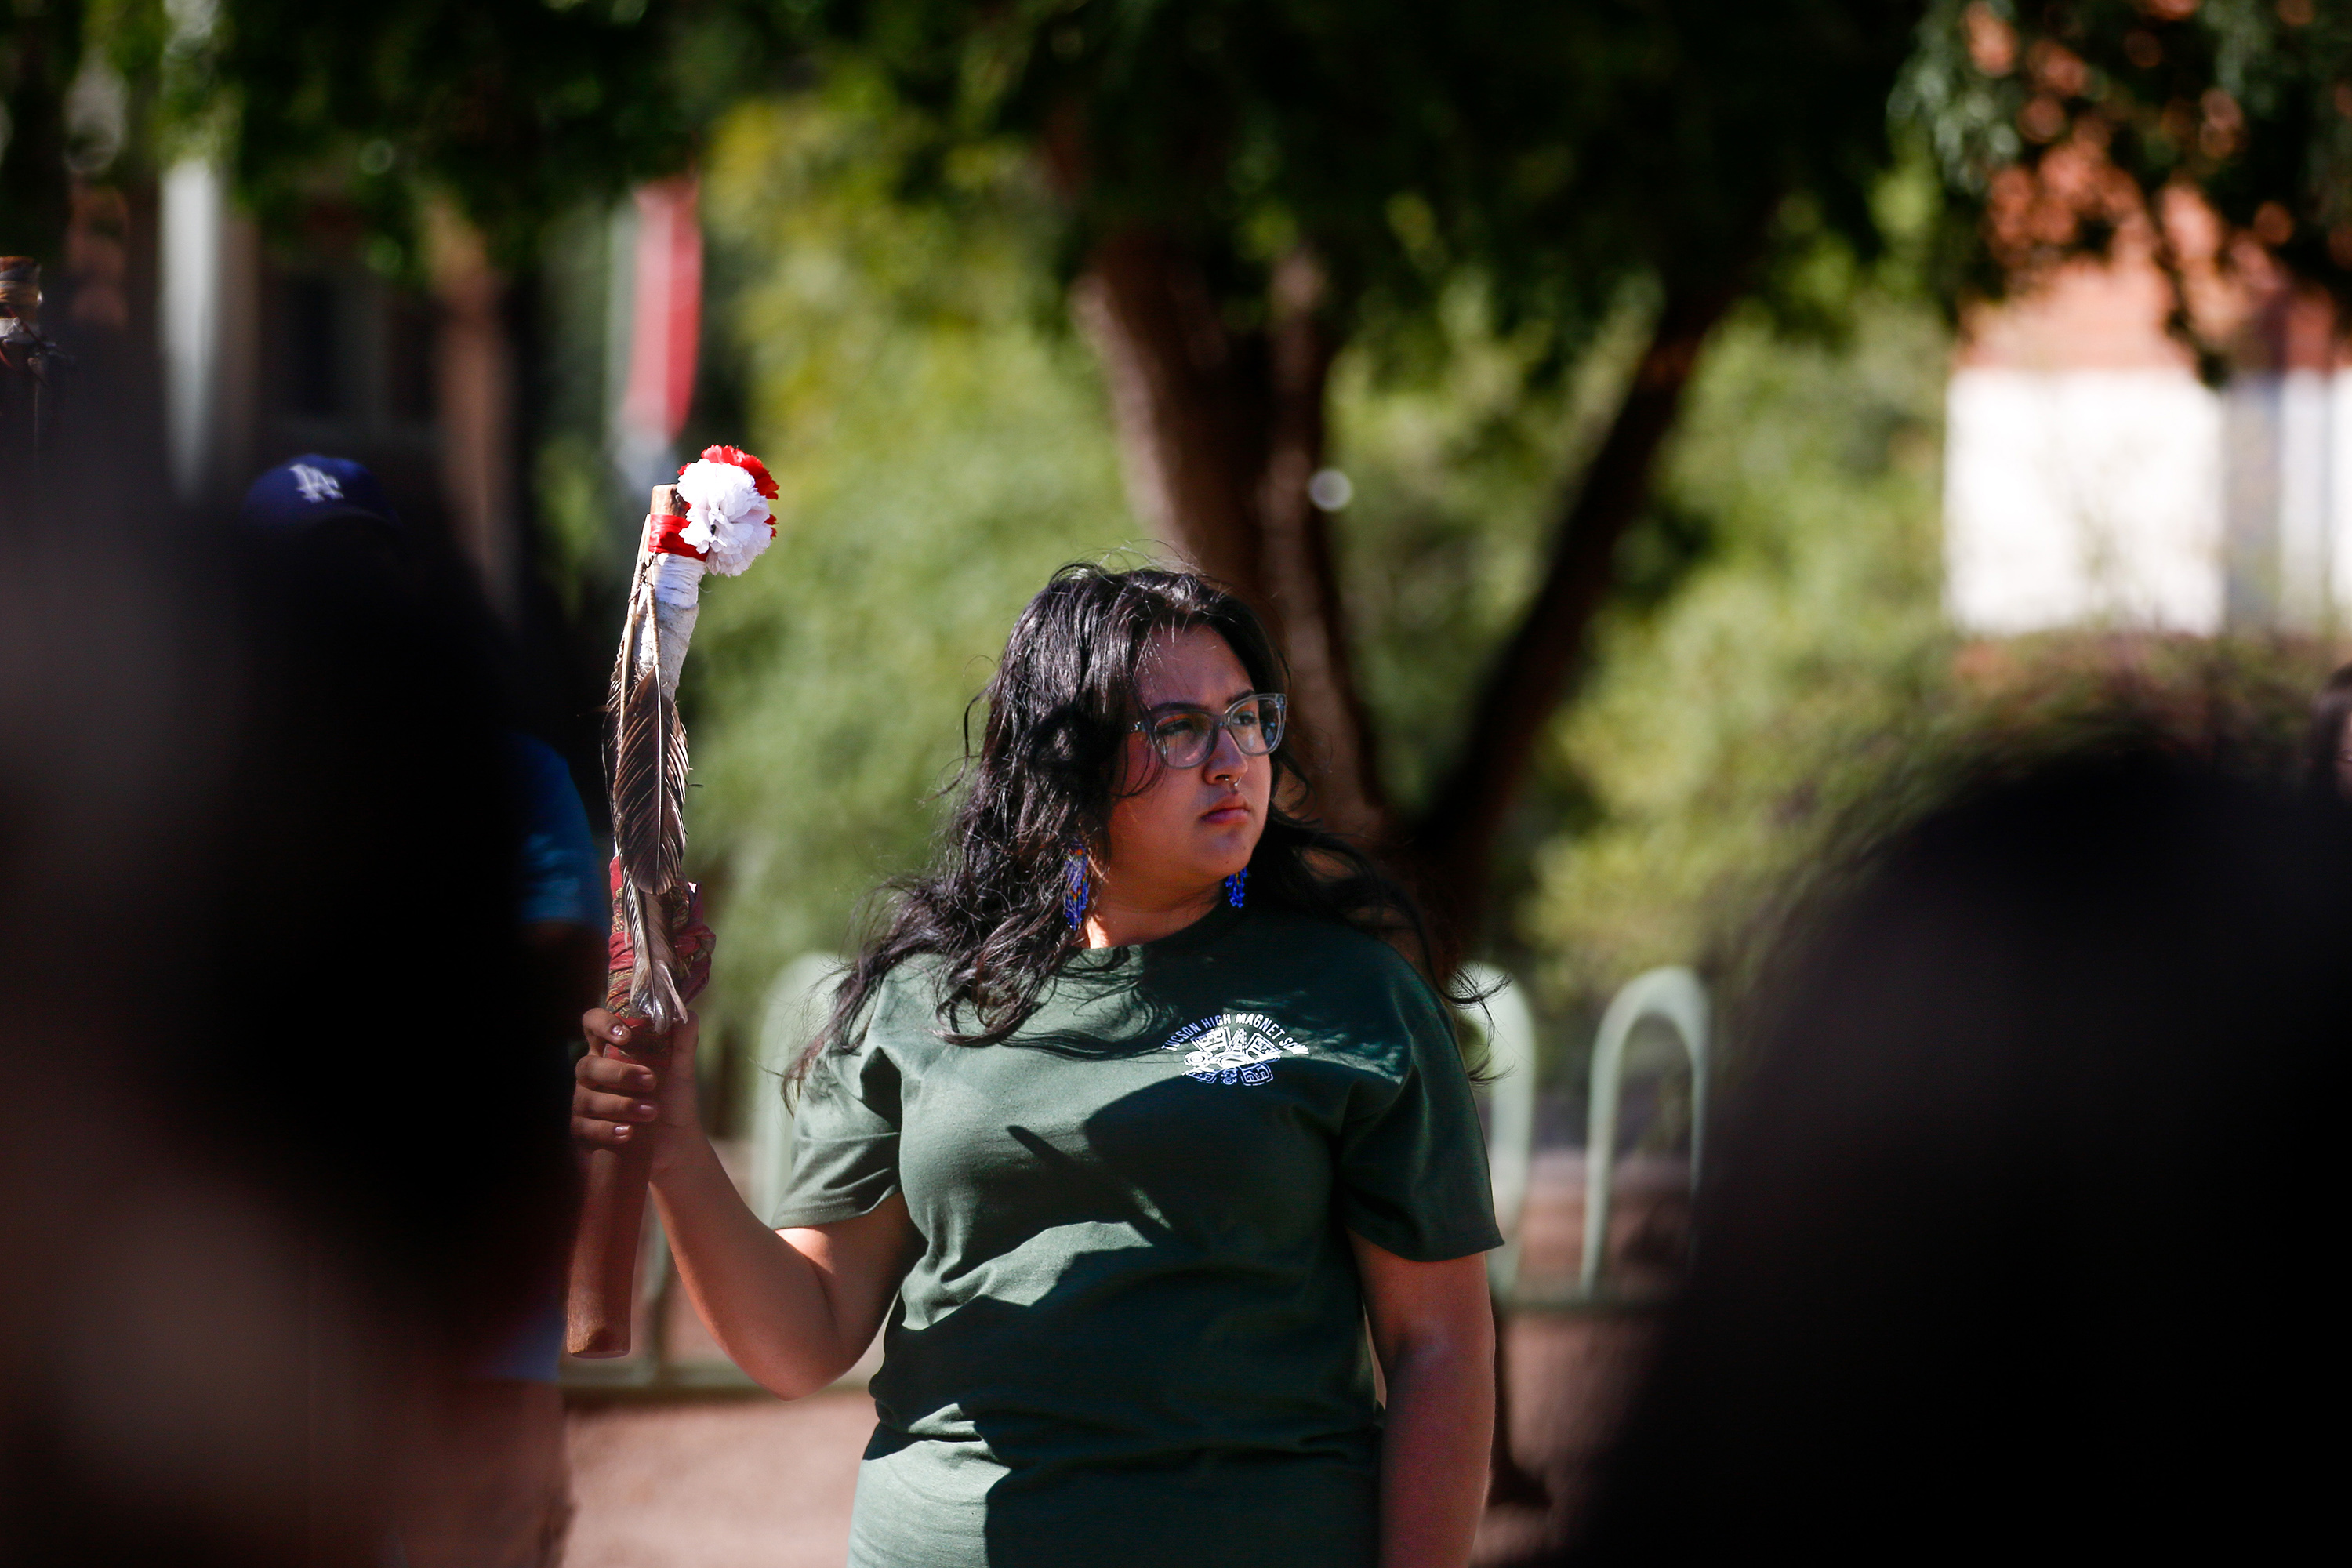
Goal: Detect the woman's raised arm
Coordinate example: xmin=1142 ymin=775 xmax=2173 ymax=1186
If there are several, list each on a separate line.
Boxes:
xmin=575 ymin=1010 xmax=915 ymax=1397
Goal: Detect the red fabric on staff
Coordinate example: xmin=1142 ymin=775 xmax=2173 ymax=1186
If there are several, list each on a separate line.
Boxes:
xmin=604 ymin=857 xmax=715 ymax=1015
xmin=647 ymin=510 xmax=707 ymax=561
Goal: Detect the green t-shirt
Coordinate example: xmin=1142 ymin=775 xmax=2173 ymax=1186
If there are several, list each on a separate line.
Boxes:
xmin=775 ymin=898 xmax=1502 ymax=1568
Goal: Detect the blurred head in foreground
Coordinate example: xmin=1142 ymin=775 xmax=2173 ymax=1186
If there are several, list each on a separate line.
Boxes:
xmin=2 ymin=438 xmax=566 ymax=1563
xmin=1541 ymin=746 xmax=2346 ymax=1562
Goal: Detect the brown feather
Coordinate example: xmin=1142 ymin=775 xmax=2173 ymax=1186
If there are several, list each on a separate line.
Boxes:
xmin=603 ymin=495 xmax=695 ymax=1033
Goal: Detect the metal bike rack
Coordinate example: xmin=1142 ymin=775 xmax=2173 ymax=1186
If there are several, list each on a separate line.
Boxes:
xmin=1458 ymin=963 xmax=1538 ymax=1300
xmin=1579 ymin=965 xmax=1709 ymax=1297
xmin=1465 ymin=963 xmax=1710 ymax=1312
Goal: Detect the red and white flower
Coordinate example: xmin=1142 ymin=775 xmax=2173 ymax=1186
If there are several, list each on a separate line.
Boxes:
xmin=675 ymin=445 xmax=779 ymax=577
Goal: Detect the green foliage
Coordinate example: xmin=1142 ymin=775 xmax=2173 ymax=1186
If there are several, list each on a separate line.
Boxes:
xmin=1515 ymin=281 xmax=2334 ymax=1065
xmin=1322 ymin=286 xmax=1660 ymax=815
xmin=1523 ymin=294 xmax=1955 ymax=1036
xmin=797 ymin=0 xmax=1927 ymax=366
xmin=1899 ymin=0 xmax=2352 ymax=325
xmin=216 ymin=0 xmax=693 ymax=268
xmin=610 ymin=73 xmax=2339 ymax=1102
xmin=665 ymin=103 xmax=1959 ymax=1079
xmin=669 ymin=61 xmax=1942 ymax=1065
xmin=1327 ymin=160 xmax=1954 ymax=886
xmin=678 ymin=92 xmax=1133 ymax=1056
xmin=1316 ymin=267 xmax=1951 ymax=1073
xmin=69 ymin=0 xmax=789 ymax=270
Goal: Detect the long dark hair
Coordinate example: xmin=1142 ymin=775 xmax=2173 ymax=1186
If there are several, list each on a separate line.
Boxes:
xmin=797 ymin=564 xmax=1443 ymax=1076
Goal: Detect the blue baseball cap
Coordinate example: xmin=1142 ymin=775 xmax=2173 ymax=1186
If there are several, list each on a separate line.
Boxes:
xmin=239 ymin=454 xmax=404 ymax=535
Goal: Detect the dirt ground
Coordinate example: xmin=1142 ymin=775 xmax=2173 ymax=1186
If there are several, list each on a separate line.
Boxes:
xmin=564 ymin=1394 xmax=870 ymax=1568
xmin=563 ymin=1152 xmax=1683 ymax=1566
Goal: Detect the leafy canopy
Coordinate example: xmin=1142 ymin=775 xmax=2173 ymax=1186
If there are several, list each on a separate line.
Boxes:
xmin=71 ymin=0 xmax=789 ymax=268
xmin=796 ymin=0 xmax=1925 ymax=359
xmin=1900 ymin=0 xmax=2352 ymax=347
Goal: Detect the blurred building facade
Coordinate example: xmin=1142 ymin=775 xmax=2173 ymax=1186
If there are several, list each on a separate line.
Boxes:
xmin=1945 ymin=246 xmax=2350 ymax=637
xmin=155 ymin=158 xmax=528 ymax=615
xmin=148 ymin=158 xmax=696 ymax=630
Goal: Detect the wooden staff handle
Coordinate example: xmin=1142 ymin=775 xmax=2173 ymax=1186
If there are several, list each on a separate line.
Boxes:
xmin=570 ymin=482 xmax=695 ymax=1358
xmin=564 ymin=1030 xmax=666 ymax=1357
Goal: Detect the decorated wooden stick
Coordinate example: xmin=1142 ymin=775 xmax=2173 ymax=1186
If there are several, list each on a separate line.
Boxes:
xmin=567 ymin=445 xmax=779 ymax=1358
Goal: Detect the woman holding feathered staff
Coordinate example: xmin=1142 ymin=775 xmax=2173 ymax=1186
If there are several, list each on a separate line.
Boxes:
xmin=568 ymin=443 xmax=782 ymax=1354
xmin=575 ymin=566 xmax=1500 ymax=1567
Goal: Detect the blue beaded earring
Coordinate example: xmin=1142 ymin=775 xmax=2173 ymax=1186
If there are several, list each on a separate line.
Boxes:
xmin=1224 ymin=868 xmax=1247 ymax=908
xmin=1062 ymin=840 xmax=1093 ymax=931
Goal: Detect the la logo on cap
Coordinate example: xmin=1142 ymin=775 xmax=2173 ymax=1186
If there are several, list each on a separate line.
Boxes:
xmin=291 ymin=463 xmax=344 ymax=503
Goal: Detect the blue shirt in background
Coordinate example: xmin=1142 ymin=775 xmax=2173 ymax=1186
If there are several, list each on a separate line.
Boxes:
xmin=491 ymin=732 xmax=604 ymax=1383
xmin=508 ymin=732 xmax=607 ymax=931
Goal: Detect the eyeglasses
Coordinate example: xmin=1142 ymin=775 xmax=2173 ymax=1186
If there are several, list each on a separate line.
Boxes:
xmin=1131 ymin=693 xmax=1287 ymax=769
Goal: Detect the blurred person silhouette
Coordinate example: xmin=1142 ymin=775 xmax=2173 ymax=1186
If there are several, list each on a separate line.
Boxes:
xmin=236 ymin=454 xmax=602 ymax=1567
xmin=1 ymin=430 xmax=569 ymax=1565
xmin=1503 ymin=746 xmax=2344 ymax=1563
xmin=2303 ymin=661 xmax=2352 ymax=799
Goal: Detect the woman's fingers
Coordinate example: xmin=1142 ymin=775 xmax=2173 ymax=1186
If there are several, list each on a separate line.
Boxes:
xmin=590 ymin=1011 xmax=666 ymax=1068
xmin=573 ymin=1018 xmax=677 ymax=1145
xmin=577 ymin=1051 xmax=656 ymax=1093
xmin=571 ymin=1009 xmax=702 ymax=1149
xmin=570 ymin=1113 xmax=637 ymax=1147
xmin=577 ymin=1088 xmax=659 ymax=1123
xmin=579 ymin=1007 xmax=683 ymax=1063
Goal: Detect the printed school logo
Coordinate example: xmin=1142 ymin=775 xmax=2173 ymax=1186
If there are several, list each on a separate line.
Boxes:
xmin=1162 ymin=1011 xmax=1308 ymax=1086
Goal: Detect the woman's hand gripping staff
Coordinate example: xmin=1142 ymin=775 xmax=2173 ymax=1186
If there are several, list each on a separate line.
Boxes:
xmin=572 ymin=1009 xmax=915 ymax=1395
xmin=565 ymin=448 xmax=779 ymax=1358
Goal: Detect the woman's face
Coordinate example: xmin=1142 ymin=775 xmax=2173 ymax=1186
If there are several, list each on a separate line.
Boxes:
xmin=1102 ymin=626 xmax=1273 ymax=906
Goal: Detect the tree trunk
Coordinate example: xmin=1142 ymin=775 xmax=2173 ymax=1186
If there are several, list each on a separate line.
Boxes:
xmin=1254 ymin=249 xmax=1386 ymax=840
xmin=1073 ymin=229 xmax=1266 ymax=593
xmin=1074 ymin=228 xmax=1385 ymax=838
xmin=426 ymin=201 xmax=522 ymax=623
xmin=1408 ymin=269 xmax=1751 ymax=940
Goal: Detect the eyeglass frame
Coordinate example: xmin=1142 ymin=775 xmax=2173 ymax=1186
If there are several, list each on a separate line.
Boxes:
xmin=1128 ymin=692 xmax=1288 ymax=769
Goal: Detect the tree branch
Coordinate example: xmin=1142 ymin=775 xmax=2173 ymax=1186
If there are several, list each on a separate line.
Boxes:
xmin=1255 ymin=247 xmax=1386 ymax=839
xmin=1074 ymin=230 xmax=1385 ymax=839
xmin=1071 ymin=227 xmax=1265 ymax=592
xmin=1410 ymin=263 xmax=1755 ymax=940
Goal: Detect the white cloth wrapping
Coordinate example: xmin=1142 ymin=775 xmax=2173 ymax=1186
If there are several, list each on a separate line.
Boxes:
xmin=644 ymin=551 xmax=704 ymax=698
